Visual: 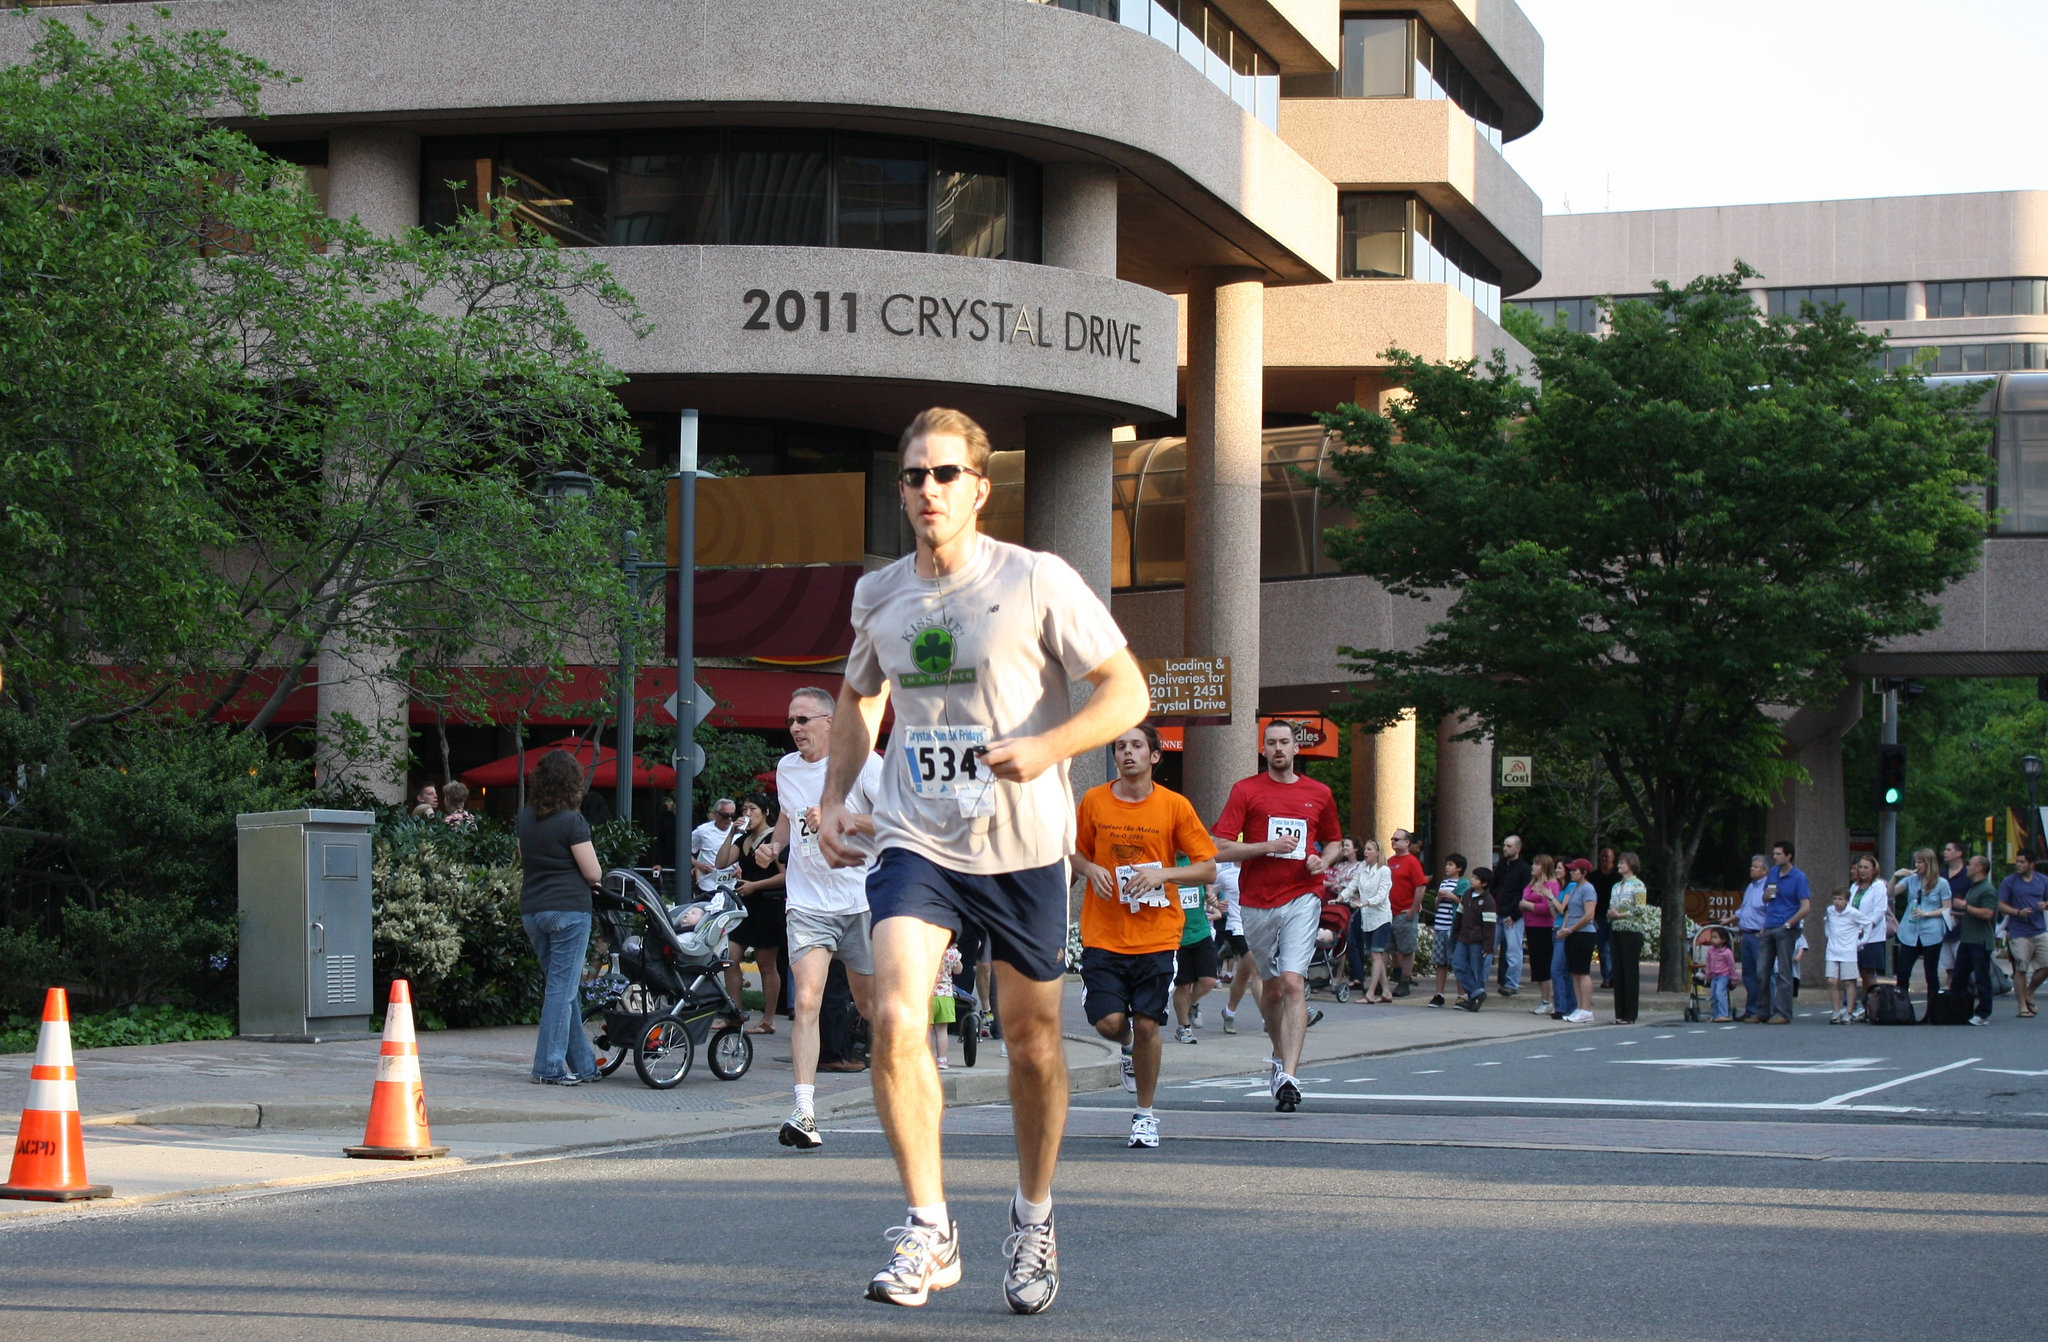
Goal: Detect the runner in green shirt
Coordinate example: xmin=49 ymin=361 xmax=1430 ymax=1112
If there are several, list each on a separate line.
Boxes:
xmin=1171 ymin=858 xmax=1222 ymax=1044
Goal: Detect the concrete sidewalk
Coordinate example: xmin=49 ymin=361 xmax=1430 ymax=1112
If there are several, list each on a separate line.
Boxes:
xmin=0 ymin=975 xmax=1660 ymax=1220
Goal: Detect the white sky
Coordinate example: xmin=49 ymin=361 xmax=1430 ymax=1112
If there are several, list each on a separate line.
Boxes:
xmin=1503 ymin=0 xmax=2048 ymax=215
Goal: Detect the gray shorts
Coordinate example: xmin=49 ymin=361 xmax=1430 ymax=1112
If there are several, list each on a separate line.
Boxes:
xmin=784 ymin=906 xmax=873 ymax=977
xmin=2011 ymin=935 xmax=2047 ymax=972
xmin=1240 ymin=893 xmax=1321 ymax=980
xmin=1389 ymin=912 xmax=1419 ymax=956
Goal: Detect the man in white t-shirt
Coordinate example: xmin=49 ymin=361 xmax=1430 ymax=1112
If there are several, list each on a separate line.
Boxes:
xmin=690 ymin=797 xmax=738 ymax=893
xmin=766 ymin=685 xmax=885 ymax=1150
xmin=816 ymin=407 xmax=1147 ymax=1315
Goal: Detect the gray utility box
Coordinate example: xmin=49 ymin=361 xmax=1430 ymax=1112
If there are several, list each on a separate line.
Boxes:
xmin=236 ymin=809 xmax=377 ymax=1041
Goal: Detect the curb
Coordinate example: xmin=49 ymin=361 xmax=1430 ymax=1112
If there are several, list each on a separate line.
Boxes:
xmin=83 ymin=1099 xmax=619 ymax=1131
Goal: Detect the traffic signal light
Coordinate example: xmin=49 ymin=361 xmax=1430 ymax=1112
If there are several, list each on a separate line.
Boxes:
xmin=1877 ymin=743 xmax=1907 ymax=811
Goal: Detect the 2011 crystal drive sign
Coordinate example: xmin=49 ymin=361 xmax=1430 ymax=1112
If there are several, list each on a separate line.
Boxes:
xmin=1139 ymin=656 xmax=1232 ymax=723
xmin=741 ymin=287 xmax=1144 ymax=364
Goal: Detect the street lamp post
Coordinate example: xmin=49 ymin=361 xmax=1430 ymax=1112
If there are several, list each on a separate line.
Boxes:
xmin=616 ymin=529 xmax=661 ymax=825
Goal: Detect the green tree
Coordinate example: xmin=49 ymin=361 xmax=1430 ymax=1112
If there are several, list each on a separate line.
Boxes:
xmin=1318 ymin=271 xmax=1991 ymax=989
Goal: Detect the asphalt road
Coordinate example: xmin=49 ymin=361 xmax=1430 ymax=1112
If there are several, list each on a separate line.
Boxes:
xmin=3 ymin=1129 xmax=2043 ymax=1342
xmin=1094 ymin=1007 xmax=2048 ymax=1125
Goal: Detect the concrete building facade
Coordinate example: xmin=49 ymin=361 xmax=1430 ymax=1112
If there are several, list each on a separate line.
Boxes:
xmin=4 ymin=0 xmax=1547 ymax=851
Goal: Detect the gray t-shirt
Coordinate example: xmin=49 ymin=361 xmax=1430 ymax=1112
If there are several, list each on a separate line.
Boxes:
xmin=516 ymin=807 xmax=593 ymax=916
xmin=777 ymin=749 xmax=884 ymax=914
xmin=844 ymin=535 xmax=1125 ymax=875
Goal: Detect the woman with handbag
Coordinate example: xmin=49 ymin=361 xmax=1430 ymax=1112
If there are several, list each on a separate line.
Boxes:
xmin=1894 ymin=848 xmax=1951 ymax=1012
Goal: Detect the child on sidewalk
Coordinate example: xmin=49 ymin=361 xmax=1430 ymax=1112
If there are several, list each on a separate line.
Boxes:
xmin=1702 ymin=928 xmax=1736 ymax=1022
xmin=1824 ymin=886 xmax=1860 ymax=1023
xmin=930 ymin=944 xmax=964 ymax=1068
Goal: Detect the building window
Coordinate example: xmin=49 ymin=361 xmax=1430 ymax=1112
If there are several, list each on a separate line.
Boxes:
xmin=1507 ymin=296 xmax=1600 ymax=333
xmin=1926 ymin=278 xmax=2048 ymax=319
xmin=422 ymin=130 xmax=1043 ymax=262
xmin=1766 ymin=284 xmax=1908 ymax=322
xmin=1281 ymin=14 xmax=1506 ymax=145
xmin=1111 ymin=0 xmax=1280 ymax=129
xmin=1338 ymin=193 xmax=1501 ymax=319
xmin=1882 ymin=343 xmax=2048 ymax=374
xmin=1997 ymin=374 xmax=2048 ymax=535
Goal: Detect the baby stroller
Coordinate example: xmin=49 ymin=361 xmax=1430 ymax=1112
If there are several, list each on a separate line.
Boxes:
xmin=1305 ymin=895 xmax=1353 ymax=1002
xmin=586 ymin=869 xmax=755 ymax=1089
xmin=1684 ymin=923 xmax=1738 ymax=1022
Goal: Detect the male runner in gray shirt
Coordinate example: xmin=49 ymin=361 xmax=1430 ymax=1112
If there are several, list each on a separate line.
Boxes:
xmin=817 ymin=407 xmax=1147 ymax=1315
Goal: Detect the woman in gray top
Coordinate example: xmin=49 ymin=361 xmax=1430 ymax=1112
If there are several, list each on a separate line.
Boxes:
xmin=516 ymin=750 xmax=603 ymax=1085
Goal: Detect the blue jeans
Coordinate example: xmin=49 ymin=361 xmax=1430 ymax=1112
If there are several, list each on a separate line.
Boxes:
xmin=1738 ymin=930 xmax=1764 ymax=1018
xmin=1451 ymin=941 xmax=1487 ymax=1000
xmin=1708 ymin=975 xmax=1731 ymax=1019
xmin=523 ymin=910 xmax=597 ymax=1081
xmin=1758 ymin=924 xmax=1800 ymax=1021
xmin=1551 ymin=937 xmax=1577 ymax=1015
xmin=1495 ymin=917 xmax=1522 ymax=991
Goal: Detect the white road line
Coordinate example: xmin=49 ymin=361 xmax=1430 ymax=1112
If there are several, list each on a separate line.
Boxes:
xmin=1979 ymin=1068 xmax=2048 ymax=1077
xmin=1526 ymin=1054 xmax=1551 ymax=1059
xmin=1414 ymin=1069 xmax=1444 ymax=1074
xmin=1816 ymin=1057 xmax=1981 ymax=1108
xmin=1655 ymin=1035 xmax=1675 ymax=1039
xmin=1575 ymin=1047 xmax=1596 ymax=1052
xmin=1342 ymin=1077 xmax=1376 ymax=1083
xmin=1475 ymin=1061 xmax=1502 ymax=1067
xmin=1285 ymin=1092 xmax=1922 ymax=1113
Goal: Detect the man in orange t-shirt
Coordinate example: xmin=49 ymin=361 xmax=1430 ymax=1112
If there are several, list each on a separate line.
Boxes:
xmin=1073 ymin=724 xmax=1217 ymax=1149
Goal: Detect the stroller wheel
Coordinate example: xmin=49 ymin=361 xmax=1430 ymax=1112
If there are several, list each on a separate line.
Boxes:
xmin=634 ymin=1015 xmax=695 ymax=1089
xmin=1683 ymin=1003 xmax=1699 ymax=1023
xmin=583 ymin=1003 xmax=629 ymax=1077
xmin=707 ymin=1025 xmax=753 ymax=1081
xmin=1335 ymin=981 xmax=1351 ymax=1004
xmin=959 ymin=1010 xmax=979 ymax=1069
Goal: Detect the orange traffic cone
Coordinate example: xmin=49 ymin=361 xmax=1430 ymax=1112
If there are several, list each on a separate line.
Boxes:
xmin=343 ymin=980 xmax=447 ymax=1160
xmin=1 ymin=987 xmax=111 ymax=1201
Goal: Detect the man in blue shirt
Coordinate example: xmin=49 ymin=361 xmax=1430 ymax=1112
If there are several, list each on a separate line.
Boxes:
xmin=1755 ymin=841 xmax=1809 ymax=1024
xmin=1998 ymin=850 xmax=2048 ymax=1018
xmin=1736 ymin=854 xmax=1770 ymax=1022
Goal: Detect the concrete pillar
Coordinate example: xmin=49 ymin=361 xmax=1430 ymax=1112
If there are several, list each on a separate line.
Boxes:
xmin=325 ymin=127 xmax=420 ymax=236
xmin=1351 ymin=714 xmax=1417 ymax=849
xmin=1181 ymin=267 xmax=1264 ymax=822
xmin=1024 ymin=413 xmax=1116 ymax=796
xmin=315 ymin=127 xmax=420 ymax=804
xmin=1765 ymin=683 xmax=1863 ymax=984
xmin=1040 ymin=162 xmax=1118 ymax=277
xmin=1905 ymin=280 xmax=1928 ymax=322
xmin=1435 ymin=712 xmax=1495 ymax=871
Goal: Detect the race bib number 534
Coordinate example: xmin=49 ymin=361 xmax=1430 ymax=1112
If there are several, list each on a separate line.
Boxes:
xmin=901 ymin=725 xmax=994 ymax=816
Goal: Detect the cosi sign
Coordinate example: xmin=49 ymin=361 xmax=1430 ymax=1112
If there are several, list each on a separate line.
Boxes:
xmin=740 ymin=287 xmax=1144 ymax=365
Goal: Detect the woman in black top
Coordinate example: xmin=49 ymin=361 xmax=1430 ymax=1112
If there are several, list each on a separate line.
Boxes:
xmin=718 ymin=792 xmax=786 ymax=1034
xmin=515 ymin=750 xmax=603 ymax=1085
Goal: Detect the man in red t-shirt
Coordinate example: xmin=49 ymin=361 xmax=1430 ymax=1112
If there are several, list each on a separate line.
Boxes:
xmin=1210 ymin=722 xmax=1342 ymax=1112
xmin=1384 ymin=828 xmax=1427 ymax=996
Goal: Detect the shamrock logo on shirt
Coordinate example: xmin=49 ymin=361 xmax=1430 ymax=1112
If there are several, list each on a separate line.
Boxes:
xmin=912 ymin=627 xmax=956 ymax=675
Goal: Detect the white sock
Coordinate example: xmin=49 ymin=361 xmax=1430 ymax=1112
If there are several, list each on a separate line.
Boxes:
xmin=1135 ymin=1106 xmax=1154 ymax=1119
xmin=793 ymin=1083 xmax=815 ymax=1116
xmin=909 ymin=1202 xmax=949 ymax=1229
xmin=1013 ymin=1187 xmax=1052 ymax=1226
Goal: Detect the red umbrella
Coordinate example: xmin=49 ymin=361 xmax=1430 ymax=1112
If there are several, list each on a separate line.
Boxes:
xmin=460 ymin=739 xmax=677 ymax=789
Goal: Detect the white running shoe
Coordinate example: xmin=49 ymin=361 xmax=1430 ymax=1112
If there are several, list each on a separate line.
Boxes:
xmin=866 ymin=1217 xmax=961 ymax=1307
xmin=1220 ymin=1008 xmax=1237 ymax=1035
xmin=1532 ymin=1002 xmax=1553 ymax=1015
xmin=1174 ymin=1024 xmax=1198 ymax=1044
xmin=1002 ymin=1209 xmax=1059 ymax=1315
xmin=1565 ymin=1009 xmax=1595 ymax=1023
xmin=778 ymin=1107 xmax=823 ymax=1149
xmin=1119 ymin=1048 xmax=1136 ymax=1092
xmin=1273 ymin=1073 xmax=1301 ymax=1113
xmin=1190 ymin=1002 xmax=1204 ymax=1027
xmin=1127 ymin=1112 xmax=1160 ymax=1148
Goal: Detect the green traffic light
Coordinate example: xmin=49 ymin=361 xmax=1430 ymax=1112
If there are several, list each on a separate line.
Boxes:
xmin=1884 ymin=787 xmax=1902 ymax=805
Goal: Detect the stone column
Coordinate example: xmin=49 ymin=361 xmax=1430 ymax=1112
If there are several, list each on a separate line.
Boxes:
xmin=1764 ymin=683 xmax=1864 ymax=984
xmin=1041 ymin=162 xmax=1118 ymax=277
xmin=1025 ymin=413 xmax=1116 ymax=796
xmin=1350 ymin=714 xmax=1417 ymax=848
xmin=1181 ymin=268 xmax=1264 ymax=823
xmin=1435 ymin=712 xmax=1495 ymax=870
xmin=1905 ymin=280 xmax=1929 ymax=322
xmin=314 ymin=128 xmax=421 ymax=804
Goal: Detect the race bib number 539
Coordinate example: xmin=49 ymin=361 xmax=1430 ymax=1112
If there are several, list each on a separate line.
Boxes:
xmin=1267 ymin=817 xmax=1307 ymax=861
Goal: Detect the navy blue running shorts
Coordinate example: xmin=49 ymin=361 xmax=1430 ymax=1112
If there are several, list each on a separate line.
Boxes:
xmin=866 ymin=847 xmax=1068 ymax=982
xmin=1078 ymin=946 xmax=1177 ymax=1025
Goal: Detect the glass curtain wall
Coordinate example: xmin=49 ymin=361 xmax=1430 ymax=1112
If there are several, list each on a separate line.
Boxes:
xmin=422 ymin=130 xmax=1043 ymax=260
xmin=1338 ymin=193 xmax=1502 ymax=319
xmin=1281 ymin=14 xmax=1506 ymax=145
xmin=1508 ymin=296 xmax=1600 ymax=333
xmin=1765 ymin=283 xmax=1909 ymax=321
xmin=1928 ymin=278 xmax=2048 ymax=319
xmin=1112 ymin=1 xmax=1280 ymax=128
xmin=1997 ymin=373 xmax=2048 ymax=534
xmin=1881 ymin=343 xmax=2048 ymax=374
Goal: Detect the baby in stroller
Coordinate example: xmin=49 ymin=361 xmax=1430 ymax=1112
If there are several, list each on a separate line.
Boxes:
xmin=589 ymin=870 xmax=756 ymax=1087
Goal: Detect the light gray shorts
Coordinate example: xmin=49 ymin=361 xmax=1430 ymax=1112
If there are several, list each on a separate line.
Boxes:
xmin=2010 ymin=935 xmax=2046 ymax=971
xmin=784 ymin=906 xmax=873 ymax=977
xmin=1240 ymin=893 xmax=1321 ymax=980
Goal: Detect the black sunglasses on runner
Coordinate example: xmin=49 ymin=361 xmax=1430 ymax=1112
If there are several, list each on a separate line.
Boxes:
xmin=897 ymin=465 xmax=984 ymax=487
xmin=785 ymin=713 xmax=831 ymax=727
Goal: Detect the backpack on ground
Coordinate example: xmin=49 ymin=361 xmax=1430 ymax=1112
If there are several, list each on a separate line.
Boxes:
xmin=1863 ymin=984 xmax=1916 ymax=1025
xmin=1925 ymin=989 xmax=1974 ymax=1025
xmin=1990 ymin=959 xmax=2013 ymax=997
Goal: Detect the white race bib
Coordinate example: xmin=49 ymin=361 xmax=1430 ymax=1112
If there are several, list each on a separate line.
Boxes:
xmin=1179 ymin=884 xmax=1202 ymax=911
xmin=797 ymin=817 xmax=821 ymax=861
xmin=1117 ymin=861 xmax=1169 ymax=911
xmin=901 ymin=725 xmax=995 ymax=817
xmin=1267 ymin=816 xmax=1307 ymax=861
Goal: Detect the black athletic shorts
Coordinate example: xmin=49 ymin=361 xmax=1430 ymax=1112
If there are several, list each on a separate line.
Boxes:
xmin=866 ymin=848 xmax=1067 ymax=982
xmin=1225 ymin=931 xmax=1249 ymax=957
xmin=1176 ymin=935 xmax=1220 ymax=984
xmin=1565 ymin=929 xmax=1598 ymax=976
xmin=1079 ymin=946 xmax=1176 ymax=1025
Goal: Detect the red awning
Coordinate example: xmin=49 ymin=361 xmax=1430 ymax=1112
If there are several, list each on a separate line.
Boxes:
xmin=667 ymin=565 xmax=863 ymax=659
xmin=460 ymin=738 xmax=676 ymax=789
